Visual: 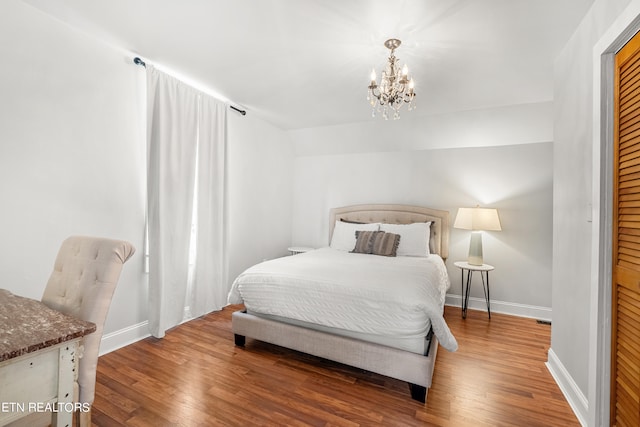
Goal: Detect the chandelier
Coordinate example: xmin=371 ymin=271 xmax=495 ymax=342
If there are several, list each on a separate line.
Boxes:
xmin=367 ymin=38 xmax=416 ymax=120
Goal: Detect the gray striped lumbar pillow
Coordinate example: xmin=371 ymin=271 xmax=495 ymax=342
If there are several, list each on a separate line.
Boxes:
xmin=351 ymin=231 xmax=401 ymax=257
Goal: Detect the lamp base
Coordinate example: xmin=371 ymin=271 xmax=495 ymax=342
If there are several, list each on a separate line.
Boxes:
xmin=468 ymin=231 xmax=484 ymax=266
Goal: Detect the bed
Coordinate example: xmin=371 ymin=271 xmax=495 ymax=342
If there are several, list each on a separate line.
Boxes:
xmin=228 ymin=204 xmax=456 ymax=403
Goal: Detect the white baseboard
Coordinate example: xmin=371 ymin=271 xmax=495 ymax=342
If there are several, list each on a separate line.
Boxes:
xmin=445 ymin=293 xmax=552 ymax=321
xmin=99 ymin=309 xmax=196 ymax=356
xmin=99 ymin=321 xmax=150 ymax=356
xmin=546 ymin=349 xmax=588 ymax=426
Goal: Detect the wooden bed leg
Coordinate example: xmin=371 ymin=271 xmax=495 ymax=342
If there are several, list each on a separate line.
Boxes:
xmin=234 ymin=334 xmax=246 ymax=346
xmin=409 ymin=383 xmax=427 ymax=403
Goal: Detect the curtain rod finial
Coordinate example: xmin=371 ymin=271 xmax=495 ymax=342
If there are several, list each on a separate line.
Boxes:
xmin=230 ymin=105 xmax=247 ymax=115
xmin=133 ymin=57 xmax=146 ymax=67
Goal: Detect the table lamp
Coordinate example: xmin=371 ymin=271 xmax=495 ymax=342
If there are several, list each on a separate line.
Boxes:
xmin=454 ymin=206 xmax=501 ymax=265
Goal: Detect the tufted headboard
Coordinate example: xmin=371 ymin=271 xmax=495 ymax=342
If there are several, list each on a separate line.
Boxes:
xmin=329 ymin=204 xmax=450 ymax=260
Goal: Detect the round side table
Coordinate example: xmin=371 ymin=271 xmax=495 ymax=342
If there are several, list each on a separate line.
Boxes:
xmin=454 ymin=261 xmax=494 ymax=319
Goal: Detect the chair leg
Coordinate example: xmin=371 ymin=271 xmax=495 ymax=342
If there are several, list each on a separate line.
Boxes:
xmin=78 ymin=407 xmax=91 ymax=427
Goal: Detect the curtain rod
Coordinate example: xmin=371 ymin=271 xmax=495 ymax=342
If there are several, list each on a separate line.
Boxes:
xmin=133 ymin=57 xmax=247 ymax=116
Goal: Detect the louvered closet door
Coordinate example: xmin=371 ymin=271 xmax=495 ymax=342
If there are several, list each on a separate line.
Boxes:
xmin=613 ymin=31 xmax=640 ymax=427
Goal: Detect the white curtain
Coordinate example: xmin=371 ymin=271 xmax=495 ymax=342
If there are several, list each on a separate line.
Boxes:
xmin=146 ymin=65 xmax=227 ymax=338
xmin=190 ymin=90 xmax=228 ymax=317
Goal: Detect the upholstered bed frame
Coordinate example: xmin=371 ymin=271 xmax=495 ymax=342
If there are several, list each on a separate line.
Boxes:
xmin=232 ymin=204 xmax=450 ymax=403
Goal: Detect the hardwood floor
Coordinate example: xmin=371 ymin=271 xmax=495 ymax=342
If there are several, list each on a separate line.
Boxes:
xmin=92 ymin=306 xmax=579 ymax=426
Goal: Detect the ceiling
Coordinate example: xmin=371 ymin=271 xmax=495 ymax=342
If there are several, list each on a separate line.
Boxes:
xmin=24 ymin=0 xmax=595 ymax=130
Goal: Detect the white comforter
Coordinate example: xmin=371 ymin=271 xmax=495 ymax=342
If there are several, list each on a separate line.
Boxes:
xmin=227 ymin=248 xmax=458 ymax=351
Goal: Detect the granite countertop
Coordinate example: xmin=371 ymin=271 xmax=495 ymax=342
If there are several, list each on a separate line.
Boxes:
xmin=0 ymin=289 xmax=96 ymax=362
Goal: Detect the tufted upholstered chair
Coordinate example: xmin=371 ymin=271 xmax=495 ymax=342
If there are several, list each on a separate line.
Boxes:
xmin=41 ymin=236 xmax=135 ymax=426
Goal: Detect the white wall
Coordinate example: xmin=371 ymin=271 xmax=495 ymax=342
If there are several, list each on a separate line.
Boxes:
xmin=550 ymin=0 xmax=632 ymax=423
xmin=291 ymin=102 xmax=552 ymax=156
xmin=290 ymin=104 xmax=554 ymax=317
xmin=227 ymin=111 xmax=294 ymax=285
xmin=0 ymin=0 xmax=296 ymax=352
xmin=548 ymin=0 xmax=640 ymax=426
xmin=0 ymin=0 xmax=147 ymax=336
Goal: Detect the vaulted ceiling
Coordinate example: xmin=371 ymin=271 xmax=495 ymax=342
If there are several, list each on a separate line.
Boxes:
xmin=24 ymin=0 xmax=595 ymax=130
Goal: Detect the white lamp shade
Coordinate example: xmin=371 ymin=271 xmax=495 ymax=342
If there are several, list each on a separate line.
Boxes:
xmin=454 ymin=207 xmax=501 ymax=265
xmin=453 ymin=207 xmax=502 ymax=231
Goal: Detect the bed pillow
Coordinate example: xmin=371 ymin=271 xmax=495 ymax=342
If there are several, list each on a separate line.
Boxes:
xmin=330 ymin=220 xmax=380 ymax=251
xmin=351 ymin=230 xmax=378 ymax=253
xmin=351 ymin=231 xmax=401 ymax=257
xmin=340 ymin=218 xmax=366 ymax=224
xmin=370 ymin=231 xmax=401 ymax=257
xmin=379 ymin=222 xmax=431 ymax=256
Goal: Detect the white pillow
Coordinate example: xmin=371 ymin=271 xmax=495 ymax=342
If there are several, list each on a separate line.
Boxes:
xmin=379 ymin=222 xmax=431 ymax=256
xmin=330 ymin=220 xmax=380 ymax=251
